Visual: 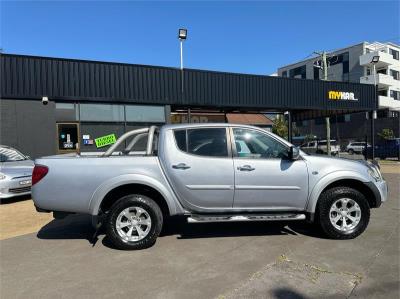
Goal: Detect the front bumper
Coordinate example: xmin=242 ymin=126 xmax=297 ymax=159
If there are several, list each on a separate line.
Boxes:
xmin=365 ymin=179 xmax=388 ymax=208
xmin=0 ymin=176 xmax=32 ymax=199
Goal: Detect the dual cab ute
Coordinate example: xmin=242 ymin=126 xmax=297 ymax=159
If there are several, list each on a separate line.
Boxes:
xmin=32 ymin=124 xmax=388 ymax=250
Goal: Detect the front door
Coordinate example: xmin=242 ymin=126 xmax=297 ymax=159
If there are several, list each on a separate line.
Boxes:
xmin=57 ymin=123 xmax=79 ymax=153
xmin=162 ymin=127 xmax=234 ymax=210
xmin=231 ymin=128 xmax=309 ymax=210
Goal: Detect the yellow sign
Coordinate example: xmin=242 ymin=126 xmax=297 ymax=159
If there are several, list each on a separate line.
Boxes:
xmin=95 ymin=134 xmax=117 ymax=148
xmin=328 ymin=91 xmax=358 ymax=101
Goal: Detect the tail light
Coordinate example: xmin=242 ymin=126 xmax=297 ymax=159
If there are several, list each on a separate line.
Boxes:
xmin=32 ymin=165 xmax=48 ymax=186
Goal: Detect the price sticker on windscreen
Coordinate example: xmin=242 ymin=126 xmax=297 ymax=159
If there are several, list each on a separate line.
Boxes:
xmin=95 ymin=134 xmax=117 ymax=148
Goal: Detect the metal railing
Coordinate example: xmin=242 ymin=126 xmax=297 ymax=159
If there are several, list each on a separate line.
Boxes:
xmin=102 ymin=126 xmax=158 ymax=157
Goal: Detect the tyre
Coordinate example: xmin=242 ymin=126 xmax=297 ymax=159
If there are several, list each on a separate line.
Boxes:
xmin=105 ymin=194 xmax=163 ymax=250
xmin=348 ymin=149 xmax=354 ymax=155
xmin=316 ymin=149 xmax=323 ymax=155
xmin=316 ymin=187 xmax=370 ymax=239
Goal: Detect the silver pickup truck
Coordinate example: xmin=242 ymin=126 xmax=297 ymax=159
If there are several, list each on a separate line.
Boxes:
xmin=32 ymin=124 xmax=388 ymax=250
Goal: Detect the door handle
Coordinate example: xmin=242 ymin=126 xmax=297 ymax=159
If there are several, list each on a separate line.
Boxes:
xmin=172 ymin=163 xmax=191 ymax=170
xmin=237 ymin=165 xmax=255 ymax=171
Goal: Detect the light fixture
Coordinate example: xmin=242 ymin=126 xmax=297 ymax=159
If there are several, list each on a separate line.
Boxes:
xmin=371 ymin=56 xmax=380 ymax=63
xmin=178 ymin=28 xmax=187 ymax=40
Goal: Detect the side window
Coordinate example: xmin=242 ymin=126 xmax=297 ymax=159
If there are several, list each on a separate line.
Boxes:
xmin=174 ymin=130 xmax=187 ymax=152
xmin=233 ymin=128 xmax=288 ymax=159
xmin=186 ymin=128 xmax=228 ymax=157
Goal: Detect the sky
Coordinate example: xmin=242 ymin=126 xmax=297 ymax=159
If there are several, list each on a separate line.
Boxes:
xmin=1 ymin=0 xmax=399 ymax=75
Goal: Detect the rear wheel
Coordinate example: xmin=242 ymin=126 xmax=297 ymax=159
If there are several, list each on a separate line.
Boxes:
xmin=105 ymin=194 xmax=163 ymax=250
xmin=316 ymin=187 xmax=370 ymax=239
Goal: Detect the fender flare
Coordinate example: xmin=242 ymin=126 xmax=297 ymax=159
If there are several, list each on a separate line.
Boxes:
xmin=306 ymin=170 xmax=370 ymax=214
xmin=88 ymin=174 xmax=182 ymax=216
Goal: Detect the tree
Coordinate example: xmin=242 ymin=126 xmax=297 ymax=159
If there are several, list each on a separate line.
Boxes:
xmin=272 ymin=116 xmax=288 ymax=139
xmin=377 ymin=128 xmax=394 ymax=140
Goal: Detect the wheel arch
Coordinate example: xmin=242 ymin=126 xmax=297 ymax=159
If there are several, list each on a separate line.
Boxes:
xmin=88 ymin=174 xmax=183 ymax=217
xmin=306 ymin=173 xmax=378 ymax=215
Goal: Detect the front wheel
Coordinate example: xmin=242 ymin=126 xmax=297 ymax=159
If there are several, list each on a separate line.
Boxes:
xmin=316 ymin=187 xmax=370 ymax=239
xmin=105 ymin=194 xmax=163 ymax=250
xmin=348 ymin=149 xmax=354 ymax=155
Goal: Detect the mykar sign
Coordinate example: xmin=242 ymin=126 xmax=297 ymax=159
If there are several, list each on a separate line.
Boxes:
xmin=95 ymin=134 xmax=117 ymax=148
xmin=328 ymin=91 xmax=358 ymax=101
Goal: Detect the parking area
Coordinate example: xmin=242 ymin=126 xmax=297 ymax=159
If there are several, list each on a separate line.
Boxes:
xmin=0 ymin=164 xmax=399 ymax=299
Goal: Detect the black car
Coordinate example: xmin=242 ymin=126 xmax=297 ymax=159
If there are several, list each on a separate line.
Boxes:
xmin=363 ymin=138 xmax=400 ymax=160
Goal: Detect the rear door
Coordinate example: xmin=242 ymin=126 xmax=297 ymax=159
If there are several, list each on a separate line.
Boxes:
xmin=161 ymin=127 xmax=234 ymax=210
xmin=231 ymin=128 xmax=309 ymax=210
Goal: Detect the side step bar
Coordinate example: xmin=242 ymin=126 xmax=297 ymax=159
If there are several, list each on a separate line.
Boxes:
xmin=187 ymin=213 xmax=306 ymax=223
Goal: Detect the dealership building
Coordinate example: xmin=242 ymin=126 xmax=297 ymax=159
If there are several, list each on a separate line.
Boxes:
xmin=1 ymin=53 xmax=377 ymax=158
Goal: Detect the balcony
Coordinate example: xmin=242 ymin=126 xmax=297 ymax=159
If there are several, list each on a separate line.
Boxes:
xmin=379 ymin=95 xmax=400 ymax=110
xmin=360 ymin=73 xmax=398 ymax=88
xmin=359 ymin=51 xmax=398 ymax=68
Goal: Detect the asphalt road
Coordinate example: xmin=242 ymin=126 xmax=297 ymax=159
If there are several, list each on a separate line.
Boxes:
xmin=1 ymin=172 xmax=399 ymax=299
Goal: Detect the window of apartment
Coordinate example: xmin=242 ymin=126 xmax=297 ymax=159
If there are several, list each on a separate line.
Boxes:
xmin=313 ymin=66 xmax=320 ymax=80
xmin=345 ymin=114 xmax=351 ymax=122
xmin=389 ymin=48 xmax=399 ymax=60
xmin=80 ymin=104 xmax=124 ymax=122
xmin=125 ymin=105 xmax=165 ymax=122
xmin=390 ymin=90 xmax=400 ymax=101
xmin=378 ymin=90 xmax=388 ymax=97
xmin=282 ymin=71 xmax=288 ymax=77
xmin=377 ymin=68 xmax=387 ymax=75
xmin=390 ymin=111 xmax=400 ymax=118
xmin=342 ymin=61 xmax=349 ymax=74
xmin=390 ymin=70 xmax=399 ymax=80
xmin=328 ymin=52 xmax=348 ymax=66
xmin=289 ymin=65 xmax=306 ymax=79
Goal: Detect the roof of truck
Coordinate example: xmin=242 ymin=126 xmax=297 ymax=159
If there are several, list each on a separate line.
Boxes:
xmin=162 ymin=123 xmax=263 ymax=130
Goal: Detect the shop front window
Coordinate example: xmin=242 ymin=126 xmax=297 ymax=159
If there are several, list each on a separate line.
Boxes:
xmin=80 ymin=104 xmax=124 ymax=122
xmin=55 ymin=103 xmax=78 ymax=121
xmin=125 ymin=105 xmax=165 ymax=123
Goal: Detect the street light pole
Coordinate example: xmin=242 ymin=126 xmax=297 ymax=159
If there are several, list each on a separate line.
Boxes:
xmin=178 ymin=28 xmax=188 ymax=121
xmin=371 ymin=55 xmax=380 ymax=160
xmin=180 ymin=38 xmax=184 ymax=94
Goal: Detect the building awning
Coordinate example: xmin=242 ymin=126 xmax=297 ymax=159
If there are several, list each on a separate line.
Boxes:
xmin=0 ymin=54 xmax=378 ymax=117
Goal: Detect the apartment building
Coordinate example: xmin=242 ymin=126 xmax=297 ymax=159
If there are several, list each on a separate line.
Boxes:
xmin=277 ymin=41 xmax=400 ymax=144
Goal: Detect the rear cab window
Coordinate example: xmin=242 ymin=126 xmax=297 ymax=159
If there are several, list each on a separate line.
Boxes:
xmin=173 ymin=128 xmax=229 ymax=157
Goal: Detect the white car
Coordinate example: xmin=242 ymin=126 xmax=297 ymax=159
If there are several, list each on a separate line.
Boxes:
xmin=346 ymin=142 xmax=370 ymax=154
xmin=0 ymin=146 xmax=34 ymax=199
xmin=301 ymin=140 xmax=340 ymax=156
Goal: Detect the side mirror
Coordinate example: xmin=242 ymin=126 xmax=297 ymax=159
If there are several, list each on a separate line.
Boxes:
xmin=288 ymin=146 xmax=300 ymax=160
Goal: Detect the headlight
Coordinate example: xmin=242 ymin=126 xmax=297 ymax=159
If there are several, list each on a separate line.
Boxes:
xmin=368 ymin=166 xmax=382 ymax=182
xmin=0 ymin=173 xmax=6 ymax=180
